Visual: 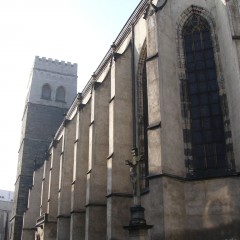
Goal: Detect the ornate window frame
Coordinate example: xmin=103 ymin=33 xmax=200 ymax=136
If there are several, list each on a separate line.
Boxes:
xmin=176 ymin=5 xmax=235 ymax=177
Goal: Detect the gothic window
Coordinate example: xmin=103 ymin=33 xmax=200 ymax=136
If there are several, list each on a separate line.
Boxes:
xmin=137 ymin=43 xmax=149 ymax=190
xmin=182 ymin=14 xmax=231 ymax=175
xmin=56 ymin=86 xmax=66 ymax=102
xmin=41 ymin=84 xmax=51 ymax=100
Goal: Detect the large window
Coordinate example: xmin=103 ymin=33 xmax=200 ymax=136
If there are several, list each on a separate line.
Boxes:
xmin=182 ymin=14 xmax=228 ymax=173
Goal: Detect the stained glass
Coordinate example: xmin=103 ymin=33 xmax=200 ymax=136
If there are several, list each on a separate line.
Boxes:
xmin=183 ymin=14 xmax=227 ymax=170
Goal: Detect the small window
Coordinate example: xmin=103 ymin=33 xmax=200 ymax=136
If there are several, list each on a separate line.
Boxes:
xmin=41 ymin=84 xmax=51 ymax=100
xmin=56 ymin=86 xmax=66 ymax=102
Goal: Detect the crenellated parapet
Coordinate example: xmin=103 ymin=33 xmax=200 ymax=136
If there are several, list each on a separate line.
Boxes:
xmin=34 ymin=56 xmax=77 ymax=76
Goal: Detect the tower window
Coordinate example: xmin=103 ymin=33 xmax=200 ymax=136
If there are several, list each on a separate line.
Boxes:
xmin=56 ymin=86 xmax=66 ymax=102
xmin=41 ymin=84 xmax=51 ymax=100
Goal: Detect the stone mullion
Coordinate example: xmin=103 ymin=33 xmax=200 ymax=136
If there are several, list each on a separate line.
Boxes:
xmin=142 ymin=10 xmax=167 ymax=240
xmin=85 ymin=96 xmax=95 ymax=239
xmin=57 ymin=119 xmax=75 ymax=240
xmin=85 ymin=78 xmax=110 ymax=240
xmin=70 ymin=110 xmax=81 ymax=240
xmin=40 ymin=160 xmax=50 ymax=216
xmin=47 ymin=143 xmax=61 ymax=220
xmin=107 ymin=46 xmax=133 ymax=240
xmin=146 ymin=12 xmax=162 ymax=177
xmin=226 ymin=0 xmax=240 ymax=37
xmin=56 ymin=131 xmax=66 ymax=240
xmin=70 ymin=104 xmax=90 ymax=240
xmin=21 ymin=166 xmax=44 ymax=240
xmin=41 ymin=143 xmax=61 ymax=240
xmin=39 ymin=162 xmax=45 ymax=217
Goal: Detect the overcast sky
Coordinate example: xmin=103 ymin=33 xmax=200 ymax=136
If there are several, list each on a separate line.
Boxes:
xmin=0 ymin=0 xmax=140 ymax=191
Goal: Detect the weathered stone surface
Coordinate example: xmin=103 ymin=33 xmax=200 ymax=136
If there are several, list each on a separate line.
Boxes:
xmin=14 ymin=1 xmax=240 ymax=240
xmin=11 ymin=56 xmax=77 ymax=240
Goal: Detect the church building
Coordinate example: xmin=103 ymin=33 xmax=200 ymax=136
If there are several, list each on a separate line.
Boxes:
xmin=10 ymin=0 xmax=240 ymax=239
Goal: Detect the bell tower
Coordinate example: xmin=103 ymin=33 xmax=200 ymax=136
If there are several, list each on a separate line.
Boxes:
xmin=10 ymin=56 xmax=77 ymax=240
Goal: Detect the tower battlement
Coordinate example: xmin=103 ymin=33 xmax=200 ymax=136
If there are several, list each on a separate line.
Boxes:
xmin=34 ymin=56 xmax=77 ymax=76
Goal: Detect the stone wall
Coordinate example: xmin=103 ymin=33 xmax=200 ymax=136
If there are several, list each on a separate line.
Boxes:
xmin=0 ymin=200 xmax=13 ymax=240
xmin=21 ymin=0 xmax=240 ymax=239
xmin=11 ymin=56 xmax=77 ymax=240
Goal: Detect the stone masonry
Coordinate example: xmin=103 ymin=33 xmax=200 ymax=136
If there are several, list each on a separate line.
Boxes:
xmin=10 ymin=57 xmax=77 ymax=240
xmin=15 ymin=0 xmax=240 ymax=239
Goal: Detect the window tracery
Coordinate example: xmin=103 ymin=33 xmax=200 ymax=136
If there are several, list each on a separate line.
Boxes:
xmin=177 ymin=6 xmax=234 ymax=177
xmin=183 ymin=14 xmax=227 ymax=171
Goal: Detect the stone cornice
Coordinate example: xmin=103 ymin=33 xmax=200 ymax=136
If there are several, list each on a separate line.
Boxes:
xmin=33 ymin=67 xmax=77 ymax=77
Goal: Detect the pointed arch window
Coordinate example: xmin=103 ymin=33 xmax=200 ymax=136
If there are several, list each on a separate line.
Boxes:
xmin=136 ymin=43 xmax=149 ymax=190
xmin=41 ymin=84 xmax=51 ymax=100
xmin=181 ymin=14 xmax=233 ymax=176
xmin=56 ymin=86 xmax=66 ymax=102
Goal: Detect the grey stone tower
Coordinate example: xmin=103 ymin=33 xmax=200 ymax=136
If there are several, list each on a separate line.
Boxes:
xmin=10 ymin=56 xmax=77 ymax=240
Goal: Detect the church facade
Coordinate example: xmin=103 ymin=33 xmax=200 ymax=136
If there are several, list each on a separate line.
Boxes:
xmin=11 ymin=0 xmax=240 ymax=239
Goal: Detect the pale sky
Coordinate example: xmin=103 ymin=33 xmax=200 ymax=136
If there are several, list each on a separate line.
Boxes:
xmin=0 ymin=0 xmax=140 ymax=191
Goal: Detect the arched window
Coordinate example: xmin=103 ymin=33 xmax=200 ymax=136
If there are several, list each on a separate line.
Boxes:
xmin=180 ymin=13 xmax=234 ymax=176
xmin=137 ymin=42 xmax=149 ymax=190
xmin=56 ymin=86 xmax=65 ymax=102
xmin=41 ymin=84 xmax=51 ymax=100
